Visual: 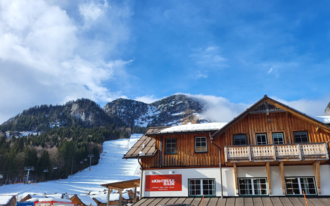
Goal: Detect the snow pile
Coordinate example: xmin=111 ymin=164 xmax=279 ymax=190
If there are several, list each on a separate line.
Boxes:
xmin=159 ymin=122 xmax=227 ymax=133
xmin=0 ymin=195 xmax=13 ymax=205
xmin=0 ymin=134 xmax=142 ymax=201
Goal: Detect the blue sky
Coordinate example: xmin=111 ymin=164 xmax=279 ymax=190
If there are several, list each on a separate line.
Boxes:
xmin=0 ymin=0 xmax=330 ymax=123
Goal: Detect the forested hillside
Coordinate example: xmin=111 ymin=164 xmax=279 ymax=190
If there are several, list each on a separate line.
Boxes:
xmin=0 ymin=99 xmax=138 ymax=185
xmin=0 ymin=124 xmax=129 ymax=184
xmin=0 ymin=94 xmax=208 ymax=185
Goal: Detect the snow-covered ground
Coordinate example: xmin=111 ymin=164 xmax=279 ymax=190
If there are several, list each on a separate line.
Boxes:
xmin=0 ymin=134 xmax=142 ymax=201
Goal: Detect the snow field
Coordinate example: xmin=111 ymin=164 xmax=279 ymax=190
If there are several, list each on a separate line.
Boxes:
xmin=0 ymin=134 xmax=143 ymax=203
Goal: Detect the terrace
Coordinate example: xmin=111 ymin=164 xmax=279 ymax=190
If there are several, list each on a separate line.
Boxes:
xmin=225 ymin=142 xmax=329 ymax=163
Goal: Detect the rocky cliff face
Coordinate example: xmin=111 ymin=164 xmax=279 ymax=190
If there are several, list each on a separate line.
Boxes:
xmin=326 ymin=102 xmax=330 ymax=116
xmin=1 ymin=99 xmax=121 ymax=132
xmin=1 ymin=94 xmax=211 ymax=132
xmin=104 ymin=94 xmax=210 ymax=127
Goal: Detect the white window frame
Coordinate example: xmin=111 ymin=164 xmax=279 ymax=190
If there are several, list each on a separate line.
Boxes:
xmin=195 ymin=136 xmax=207 ymax=153
xmin=256 ymin=134 xmax=268 ymax=145
xmin=238 ymin=178 xmax=268 ymax=196
xmin=188 ymin=179 xmax=216 ymax=197
xmin=285 ymin=177 xmax=317 ymax=195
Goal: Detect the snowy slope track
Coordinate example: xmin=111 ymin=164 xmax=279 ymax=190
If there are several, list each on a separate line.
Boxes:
xmin=0 ymin=134 xmax=142 ymax=198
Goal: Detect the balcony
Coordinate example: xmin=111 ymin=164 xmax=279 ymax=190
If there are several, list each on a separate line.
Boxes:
xmin=224 ymin=143 xmax=329 ymax=163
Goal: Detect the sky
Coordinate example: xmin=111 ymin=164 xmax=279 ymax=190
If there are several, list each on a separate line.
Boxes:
xmin=0 ymin=0 xmax=330 ymax=124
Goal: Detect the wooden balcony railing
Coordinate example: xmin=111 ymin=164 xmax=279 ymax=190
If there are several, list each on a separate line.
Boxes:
xmin=224 ymin=143 xmax=330 ymax=163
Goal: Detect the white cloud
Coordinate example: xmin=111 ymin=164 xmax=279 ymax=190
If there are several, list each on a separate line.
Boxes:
xmin=268 ymin=68 xmax=273 ymax=74
xmin=135 ymin=95 xmax=160 ymax=104
xmin=184 ymin=94 xmax=249 ymax=122
xmin=182 ymin=94 xmax=330 ymax=123
xmin=79 ymin=0 xmax=108 ymax=22
xmin=272 ymin=96 xmax=330 ymax=117
xmin=0 ymin=0 xmax=132 ymax=124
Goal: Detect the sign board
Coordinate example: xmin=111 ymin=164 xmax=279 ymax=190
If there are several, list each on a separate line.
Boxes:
xmin=145 ymin=174 xmax=182 ymax=191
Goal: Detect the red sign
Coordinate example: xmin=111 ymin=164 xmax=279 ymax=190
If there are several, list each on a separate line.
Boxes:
xmin=145 ymin=174 xmax=182 ymax=191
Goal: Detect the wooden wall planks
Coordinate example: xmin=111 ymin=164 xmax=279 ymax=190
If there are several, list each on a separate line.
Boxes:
xmin=141 ymin=112 xmax=330 ymax=168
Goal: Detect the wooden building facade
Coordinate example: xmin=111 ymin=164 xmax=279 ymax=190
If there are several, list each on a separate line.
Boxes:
xmin=124 ymin=95 xmax=330 ymax=198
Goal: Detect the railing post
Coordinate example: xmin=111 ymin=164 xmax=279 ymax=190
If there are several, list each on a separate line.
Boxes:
xmin=324 ymin=143 xmax=329 ymax=160
xmin=248 ymin=146 xmax=252 ymax=161
xmin=273 ymin=145 xmax=276 ymax=161
xmin=224 ymin=147 xmax=228 ymax=162
xmin=298 ymin=144 xmax=302 ymax=160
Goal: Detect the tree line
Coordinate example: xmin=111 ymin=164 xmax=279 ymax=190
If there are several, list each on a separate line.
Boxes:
xmin=0 ymin=124 xmax=129 ymax=185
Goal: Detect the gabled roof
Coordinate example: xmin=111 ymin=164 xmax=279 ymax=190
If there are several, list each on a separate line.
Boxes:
xmin=123 ymin=128 xmax=163 ymax=159
xmin=146 ymin=122 xmax=227 ymax=135
xmin=71 ymin=195 xmax=96 ymax=206
xmin=101 ymin=179 xmax=140 ymax=190
xmin=211 ymin=95 xmax=330 ymax=139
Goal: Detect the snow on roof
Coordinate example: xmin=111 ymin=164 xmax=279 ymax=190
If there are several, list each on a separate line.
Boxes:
xmin=38 ymin=198 xmax=71 ymax=202
xmin=92 ymin=191 xmax=131 ymax=203
xmin=76 ymin=195 xmax=96 ymax=206
xmin=46 ymin=194 xmax=62 ymax=199
xmin=0 ymin=195 xmax=13 ymax=205
xmin=93 ymin=193 xmax=120 ymax=203
xmin=159 ymin=122 xmax=227 ymax=134
xmin=25 ymin=198 xmax=39 ymax=202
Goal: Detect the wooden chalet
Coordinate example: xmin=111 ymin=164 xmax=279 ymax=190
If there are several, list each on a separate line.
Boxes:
xmin=124 ymin=95 xmax=330 ymax=203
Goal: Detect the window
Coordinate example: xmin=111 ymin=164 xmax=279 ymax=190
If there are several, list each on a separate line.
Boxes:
xmin=285 ymin=177 xmax=317 ymax=195
xmin=189 ymin=179 xmax=215 ymax=196
xmin=233 ymin=134 xmax=247 ymax=145
xmin=256 ymin=134 xmax=267 ymax=145
xmin=272 ymin=133 xmax=284 ymax=144
xmin=238 ymin=178 xmax=268 ymax=195
xmin=165 ymin=138 xmax=177 ymax=154
xmin=195 ymin=137 xmax=207 ymax=152
xmin=294 ymin=131 xmax=309 ymax=143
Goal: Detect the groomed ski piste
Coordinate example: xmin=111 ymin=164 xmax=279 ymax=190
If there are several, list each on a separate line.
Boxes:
xmin=0 ymin=134 xmax=142 ymax=204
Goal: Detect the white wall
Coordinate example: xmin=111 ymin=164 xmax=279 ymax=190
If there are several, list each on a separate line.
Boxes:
xmin=142 ymin=168 xmax=235 ymax=197
xmin=320 ymin=165 xmax=330 ymax=196
xmin=141 ymin=165 xmax=330 ymax=197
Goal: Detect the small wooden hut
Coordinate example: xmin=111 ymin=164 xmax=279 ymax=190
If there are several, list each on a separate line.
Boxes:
xmin=0 ymin=195 xmax=16 ymax=206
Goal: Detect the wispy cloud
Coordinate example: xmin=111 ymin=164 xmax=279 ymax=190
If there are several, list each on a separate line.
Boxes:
xmin=79 ymin=0 xmax=108 ymax=22
xmin=267 ymin=68 xmax=273 ymax=74
xmin=190 ymin=46 xmax=227 ymax=79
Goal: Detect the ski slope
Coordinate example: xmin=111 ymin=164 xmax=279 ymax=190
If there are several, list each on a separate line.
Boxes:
xmin=0 ymin=134 xmax=142 ymax=200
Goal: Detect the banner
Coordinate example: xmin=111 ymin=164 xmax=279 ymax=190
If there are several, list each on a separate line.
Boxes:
xmin=145 ymin=174 xmax=182 ymax=191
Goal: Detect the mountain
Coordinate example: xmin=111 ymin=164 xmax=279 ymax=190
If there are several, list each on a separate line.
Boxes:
xmin=0 ymin=94 xmax=211 ymax=133
xmin=104 ymin=94 xmax=210 ymax=127
xmin=326 ymin=102 xmax=330 ymax=116
xmin=0 ymin=98 xmax=123 ymax=132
